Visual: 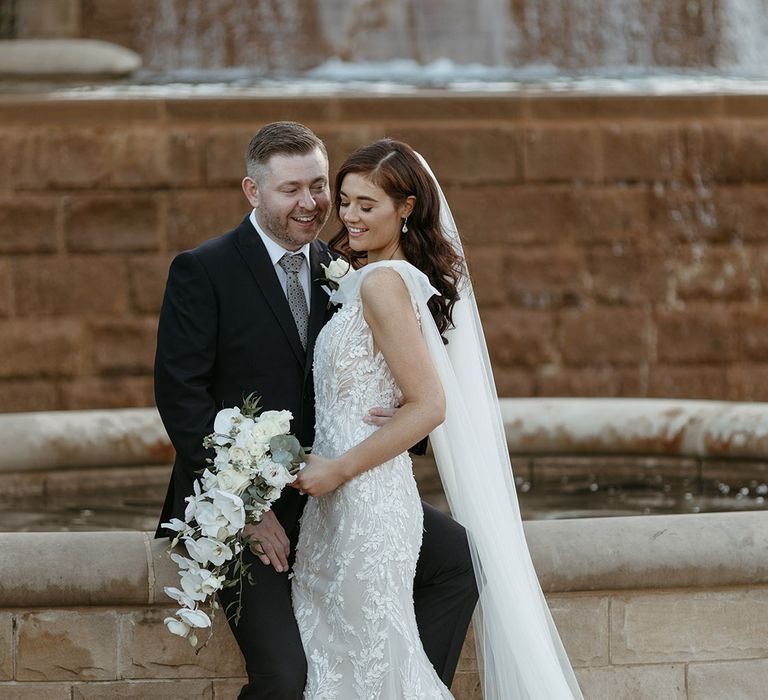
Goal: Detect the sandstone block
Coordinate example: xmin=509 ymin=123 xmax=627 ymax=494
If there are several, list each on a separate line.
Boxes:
xmin=0 ymin=471 xmax=46 ymax=500
xmin=212 ymin=678 xmax=249 ymax=699
xmin=167 ymin=190 xmax=247 ymax=251
xmin=601 ymin=123 xmax=685 ymax=183
xmin=205 ymin=129 xmax=260 ymax=186
xmin=447 ymin=185 xmax=572 ymax=245
xmin=575 ymin=664 xmax=686 ymax=700
xmin=59 ymin=376 xmax=154 ymax=409
xmin=547 ymin=595 xmax=610 ymax=667
xmin=648 ymin=365 xmax=729 ymax=400
xmin=463 ymin=246 xmax=508 ymax=307
xmin=674 ymin=245 xmax=755 ymax=301
xmin=688 ymin=658 xmax=768 ymax=699
xmin=0 ymin=197 xmax=58 ymax=253
xmin=493 ymin=368 xmax=535 ymax=397
xmin=684 ymin=123 xmax=745 ymax=184
xmin=567 ymin=187 xmax=650 ymax=245
xmin=657 ymin=306 xmax=738 ymax=364
xmin=0 ymin=532 xmax=150 ymax=607
xmin=167 ymin=130 xmax=205 ymax=187
xmin=482 ymin=309 xmax=557 ymax=367
xmin=0 ymin=683 xmax=73 ymax=699
xmin=504 ymin=248 xmax=587 ymax=308
xmin=87 ymin=318 xmax=157 ymax=374
xmin=588 ymin=247 xmax=668 ymax=305
xmin=710 ymin=186 xmax=768 ymax=243
xmin=536 ymin=365 xmax=619 ymax=397
xmin=0 ymin=260 xmax=11 ymax=317
xmin=650 ymin=185 xmax=719 ymax=243
xmin=103 ymin=129 xmax=170 ymax=188
xmin=729 ymin=364 xmax=768 ymax=402
xmin=119 ymin=608 xmax=245 ymax=679
xmin=450 ymin=672 xmax=483 ymax=700
xmin=64 ymin=195 xmax=160 ymax=253
xmin=315 ymin=126 xmax=379 ymax=183
xmin=73 ymin=680 xmax=213 ymax=699
xmin=23 ymin=128 xmax=111 ymax=189
xmin=16 ymin=610 xmax=119 ymax=681
xmin=14 ymin=256 xmax=128 ymax=316
xmin=739 ymin=310 xmax=768 ymax=362
xmin=0 ymin=612 xmax=11 ymax=680
xmin=523 ymin=126 xmax=602 ymax=183
xmin=0 ymin=379 xmax=60 ymax=412
xmin=611 ymin=589 xmax=768 ymax=664
xmin=559 ymin=308 xmax=652 ymax=365
xmin=128 ymin=254 xmax=173 ymax=313
xmin=0 ymin=319 xmax=82 ymax=378
xmin=455 ymin=621 xmax=476 ymax=673
xmin=387 ymin=126 xmax=523 ymax=185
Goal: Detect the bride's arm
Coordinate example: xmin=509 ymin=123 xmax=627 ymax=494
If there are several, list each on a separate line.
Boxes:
xmin=292 ymin=268 xmax=445 ymax=497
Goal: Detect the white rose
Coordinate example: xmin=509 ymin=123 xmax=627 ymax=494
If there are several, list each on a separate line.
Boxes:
xmin=215 ymin=466 xmax=252 ymax=496
xmin=252 ymin=411 xmax=291 ymax=443
xmin=259 ymin=459 xmax=296 ymax=491
xmin=322 ymin=258 xmax=352 ymax=284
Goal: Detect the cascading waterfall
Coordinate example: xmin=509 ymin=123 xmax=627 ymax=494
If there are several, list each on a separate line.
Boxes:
xmin=137 ymin=0 xmax=766 ymax=77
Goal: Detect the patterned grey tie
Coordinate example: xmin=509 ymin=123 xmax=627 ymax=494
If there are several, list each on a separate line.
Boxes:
xmin=278 ymin=252 xmax=309 ymax=349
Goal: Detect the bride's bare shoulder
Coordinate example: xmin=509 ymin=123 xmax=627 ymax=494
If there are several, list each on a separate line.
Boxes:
xmin=359 ymin=266 xmax=412 ymax=316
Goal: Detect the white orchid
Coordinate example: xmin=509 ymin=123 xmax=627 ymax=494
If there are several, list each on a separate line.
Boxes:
xmin=183 ymin=536 xmax=233 ymax=567
xmin=163 ymin=585 xmax=197 ymax=609
xmin=165 ymin=397 xmax=303 ymax=650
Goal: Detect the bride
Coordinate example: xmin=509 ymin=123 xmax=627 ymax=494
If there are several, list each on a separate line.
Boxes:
xmin=290 ymin=139 xmax=583 ymax=699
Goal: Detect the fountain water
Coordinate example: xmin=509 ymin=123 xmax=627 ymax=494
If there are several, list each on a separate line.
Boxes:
xmin=125 ymin=0 xmax=767 ymax=80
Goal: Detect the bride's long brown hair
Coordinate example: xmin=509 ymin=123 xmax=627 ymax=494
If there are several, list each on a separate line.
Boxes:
xmin=328 ymin=139 xmax=465 ymax=341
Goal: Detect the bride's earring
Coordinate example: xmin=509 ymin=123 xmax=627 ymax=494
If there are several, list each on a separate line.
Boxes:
xmin=401 ymin=217 xmax=409 ymax=234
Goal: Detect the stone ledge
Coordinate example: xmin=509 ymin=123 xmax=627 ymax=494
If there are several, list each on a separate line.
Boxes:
xmin=0 ymin=40 xmax=141 ymax=77
xmin=2 ymin=511 xmax=767 ymax=606
xmin=0 ymin=92 xmax=765 ymax=125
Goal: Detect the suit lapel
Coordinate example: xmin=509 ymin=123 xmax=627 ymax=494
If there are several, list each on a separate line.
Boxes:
xmin=305 ymin=242 xmax=332 ymax=379
xmin=234 ymin=220 xmax=307 ymax=367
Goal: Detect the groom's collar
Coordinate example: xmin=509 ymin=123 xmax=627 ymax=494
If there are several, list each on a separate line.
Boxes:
xmin=249 ymin=210 xmax=311 ymax=270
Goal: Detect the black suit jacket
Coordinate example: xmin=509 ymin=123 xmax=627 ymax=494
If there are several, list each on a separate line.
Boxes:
xmin=154 ymin=215 xmax=334 ymax=538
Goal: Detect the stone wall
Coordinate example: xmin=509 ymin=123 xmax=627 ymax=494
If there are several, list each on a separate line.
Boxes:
xmin=2 ymin=512 xmax=768 ymax=699
xmin=1 ymin=92 xmax=767 ymax=412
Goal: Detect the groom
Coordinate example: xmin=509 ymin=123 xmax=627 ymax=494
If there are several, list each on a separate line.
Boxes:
xmin=154 ymin=121 xmax=477 ymax=699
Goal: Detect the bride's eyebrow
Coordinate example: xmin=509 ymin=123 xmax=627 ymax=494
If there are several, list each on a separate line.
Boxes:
xmin=339 ymin=190 xmax=379 ymax=203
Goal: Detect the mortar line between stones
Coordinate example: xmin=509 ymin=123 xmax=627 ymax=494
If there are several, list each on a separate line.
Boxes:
xmin=142 ymin=531 xmax=155 ymax=605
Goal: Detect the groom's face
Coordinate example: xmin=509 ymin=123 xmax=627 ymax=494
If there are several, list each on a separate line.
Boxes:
xmin=247 ymin=148 xmax=331 ymax=251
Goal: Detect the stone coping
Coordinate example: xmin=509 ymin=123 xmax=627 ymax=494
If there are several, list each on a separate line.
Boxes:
xmin=0 ymin=91 xmax=766 ymax=124
xmin=502 ymin=398 xmax=768 ymax=460
xmin=1 ymin=400 xmax=765 ymax=474
xmin=0 ymin=39 xmax=141 ymax=77
xmin=2 ymin=511 xmax=767 ymax=607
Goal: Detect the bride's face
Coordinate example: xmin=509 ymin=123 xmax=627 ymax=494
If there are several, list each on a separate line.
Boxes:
xmin=338 ymin=172 xmax=413 ymax=262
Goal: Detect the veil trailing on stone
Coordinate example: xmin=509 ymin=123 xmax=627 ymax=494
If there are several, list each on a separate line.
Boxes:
xmin=413 ymin=154 xmax=584 ymax=699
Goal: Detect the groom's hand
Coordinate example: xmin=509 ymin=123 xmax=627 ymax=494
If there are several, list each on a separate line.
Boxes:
xmin=242 ymin=511 xmax=291 ymax=573
xmin=363 ymin=406 xmax=398 ymax=426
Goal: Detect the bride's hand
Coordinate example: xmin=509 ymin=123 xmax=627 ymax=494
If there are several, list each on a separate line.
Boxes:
xmin=291 ymin=454 xmax=348 ymax=497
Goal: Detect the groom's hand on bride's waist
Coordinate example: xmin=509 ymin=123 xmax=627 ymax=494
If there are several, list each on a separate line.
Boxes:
xmin=363 ymin=406 xmax=398 ymax=426
xmin=242 ymin=511 xmax=291 ymax=573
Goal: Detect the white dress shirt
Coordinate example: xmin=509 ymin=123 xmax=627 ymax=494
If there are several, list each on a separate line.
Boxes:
xmin=250 ymin=210 xmax=311 ymax=306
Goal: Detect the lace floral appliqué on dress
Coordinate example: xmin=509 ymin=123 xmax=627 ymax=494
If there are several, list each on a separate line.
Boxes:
xmin=292 ymin=264 xmax=453 ymax=700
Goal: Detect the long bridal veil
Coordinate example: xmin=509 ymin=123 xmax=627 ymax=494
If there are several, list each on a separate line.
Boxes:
xmin=414 ymin=155 xmax=584 ymax=699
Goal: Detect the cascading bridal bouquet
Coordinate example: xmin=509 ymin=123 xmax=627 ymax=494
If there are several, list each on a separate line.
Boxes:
xmin=161 ymin=394 xmax=304 ymax=650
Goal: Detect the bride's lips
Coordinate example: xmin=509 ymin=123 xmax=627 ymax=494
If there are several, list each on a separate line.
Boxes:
xmin=347 ymin=226 xmax=368 ymax=238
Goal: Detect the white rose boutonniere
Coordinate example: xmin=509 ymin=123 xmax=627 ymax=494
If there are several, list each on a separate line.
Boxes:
xmin=319 ymin=258 xmax=352 ymax=304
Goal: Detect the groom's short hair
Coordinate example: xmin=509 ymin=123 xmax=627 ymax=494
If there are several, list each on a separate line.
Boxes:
xmin=246 ymin=122 xmax=327 ymax=182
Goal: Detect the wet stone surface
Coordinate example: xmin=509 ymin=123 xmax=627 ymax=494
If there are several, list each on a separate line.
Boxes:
xmin=3 ymin=456 xmax=768 ymax=531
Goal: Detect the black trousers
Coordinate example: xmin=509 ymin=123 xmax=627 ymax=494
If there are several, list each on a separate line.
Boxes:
xmin=219 ymin=501 xmax=478 ymax=699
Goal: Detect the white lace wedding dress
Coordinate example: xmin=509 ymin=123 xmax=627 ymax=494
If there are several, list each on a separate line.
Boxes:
xmin=291 ymin=263 xmax=453 ymax=700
